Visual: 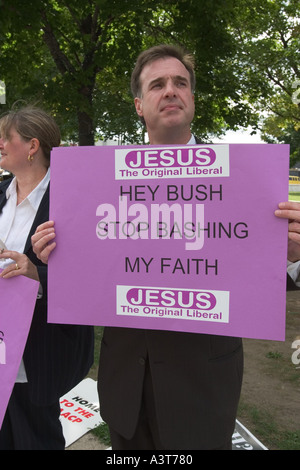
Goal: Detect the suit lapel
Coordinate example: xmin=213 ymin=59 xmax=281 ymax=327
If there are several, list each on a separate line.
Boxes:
xmin=23 ymin=184 xmax=50 ymax=254
xmin=0 ymin=178 xmax=12 ymax=212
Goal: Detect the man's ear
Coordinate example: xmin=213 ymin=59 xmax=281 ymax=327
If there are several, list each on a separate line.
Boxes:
xmin=134 ymin=97 xmax=143 ymax=118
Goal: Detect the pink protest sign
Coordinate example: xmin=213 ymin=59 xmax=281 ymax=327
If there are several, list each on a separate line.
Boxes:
xmin=0 ymin=273 xmax=39 ymax=428
xmin=48 ymin=144 xmax=289 ymax=340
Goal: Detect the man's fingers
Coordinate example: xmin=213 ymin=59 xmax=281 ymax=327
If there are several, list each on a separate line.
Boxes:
xmin=35 ymin=220 xmax=55 ymax=233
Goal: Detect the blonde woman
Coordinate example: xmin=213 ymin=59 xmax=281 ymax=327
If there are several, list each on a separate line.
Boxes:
xmin=0 ymin=107 xmax=94 ymax=450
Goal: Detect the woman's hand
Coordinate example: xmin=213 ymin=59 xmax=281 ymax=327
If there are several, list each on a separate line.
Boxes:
xmin=0 ymin=251 xmax=39 ymax=281
xmin=31 ymin=220 xmax=56 ymax=264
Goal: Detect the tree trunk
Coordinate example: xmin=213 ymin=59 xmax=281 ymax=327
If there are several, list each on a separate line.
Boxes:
xmin=77 ymin=82 xmax=95 ymax=146
xmin=77 ymin=109 xmax=95 ymax=146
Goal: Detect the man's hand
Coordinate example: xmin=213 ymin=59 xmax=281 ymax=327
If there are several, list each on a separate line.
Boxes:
xmin=275 ymin=201 xmax=300 ymax=262
xmin=31 ymin=220 xmax=56 ymax=265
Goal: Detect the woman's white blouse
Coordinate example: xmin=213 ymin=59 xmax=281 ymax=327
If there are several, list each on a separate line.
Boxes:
xmin=0 ymin=169 xmax=50 ymax=382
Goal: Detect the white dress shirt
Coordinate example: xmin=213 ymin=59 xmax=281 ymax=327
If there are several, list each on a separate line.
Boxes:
xmin=187 ymin=134 xmax=196 ymax=145
xmin=0 ymin=169 xmax=50 ymax=382
xmin=287 ymin=261 xmax=300 ymax=286
xmin=0 ymin=169 xmax=50 ymax=269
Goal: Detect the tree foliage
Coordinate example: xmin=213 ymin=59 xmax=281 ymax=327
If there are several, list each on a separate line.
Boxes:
xmin=229 ymin=0 xmax=300 ymax=160
xmin=0 ymin=0 xmax=299 ymax=156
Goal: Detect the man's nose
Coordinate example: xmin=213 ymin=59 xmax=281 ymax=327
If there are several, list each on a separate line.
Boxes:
xmin=164 ymin=80 xmax=177 ymax=97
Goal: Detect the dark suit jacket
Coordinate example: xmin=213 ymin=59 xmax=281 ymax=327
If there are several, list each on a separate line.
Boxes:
xmin=0 ymin=178 xmax=94 ymax=406
xmin=98 ymin=138 xmax=243 ymax=449
xmin=99 ymin=327 xmax=243 ymax=449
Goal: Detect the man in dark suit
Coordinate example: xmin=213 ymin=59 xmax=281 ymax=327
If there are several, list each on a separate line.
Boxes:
xmin=97 ymin=44 xmax=243 ymax=450
xmin=32 ymin=45 xmax=299 ymax=450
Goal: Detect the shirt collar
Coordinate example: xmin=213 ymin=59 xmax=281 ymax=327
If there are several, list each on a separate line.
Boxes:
xmin=6 ymin=168 xmax=50 ymax=211
xmin=187 ymin=134 xmax=196 ymax=145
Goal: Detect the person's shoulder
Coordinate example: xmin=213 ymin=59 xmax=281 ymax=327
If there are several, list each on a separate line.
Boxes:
xmin=0 ymin=176 xmax=13 ymax=192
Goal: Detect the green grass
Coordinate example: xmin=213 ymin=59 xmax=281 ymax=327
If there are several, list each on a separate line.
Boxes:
xmin=289 ymin=192 xmax=300 ymax=201
xmin=92 ymin=422 xmax=111 ymax=446
xmin=89 ymin=327 xmax=112 ymax=447
xmin=238 ymin=401 xmax=300 ymax=450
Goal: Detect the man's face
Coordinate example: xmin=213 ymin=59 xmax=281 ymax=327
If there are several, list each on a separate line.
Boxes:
xmin=134 ymin=57 xmax=195 ymax=143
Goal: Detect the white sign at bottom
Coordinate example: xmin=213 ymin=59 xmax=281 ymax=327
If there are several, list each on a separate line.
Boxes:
xmin=60 ymin=378 xmax=103 ymax=448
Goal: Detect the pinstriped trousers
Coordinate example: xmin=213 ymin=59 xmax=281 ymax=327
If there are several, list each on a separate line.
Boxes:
xmin=0 ymin=383 xmax=65 ymax=450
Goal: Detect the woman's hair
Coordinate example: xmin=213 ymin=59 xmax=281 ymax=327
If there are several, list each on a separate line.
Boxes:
xmin=0 ymin=106 xmax=61 ymax=164
xmin=131 ymin=44 xmax=196 ymax=98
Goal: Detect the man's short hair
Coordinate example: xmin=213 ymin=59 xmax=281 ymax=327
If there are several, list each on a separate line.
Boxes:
xmin=131 ymin=44 xmax=196 ymax=98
